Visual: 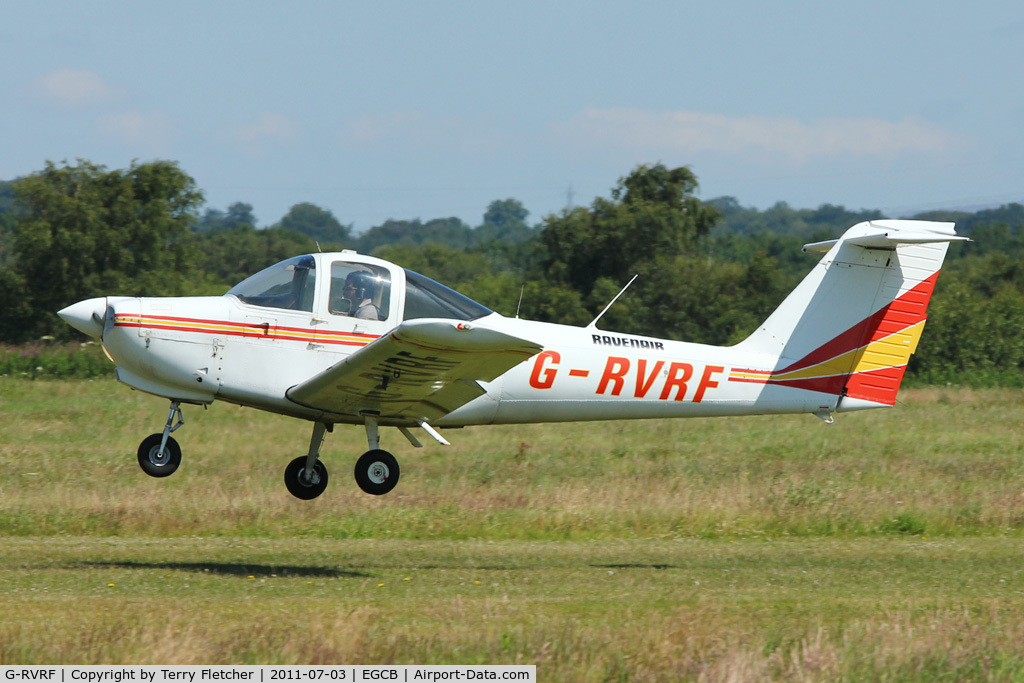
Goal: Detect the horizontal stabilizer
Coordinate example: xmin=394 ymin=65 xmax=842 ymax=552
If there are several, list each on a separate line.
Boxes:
xmin=802 ymin=220 xmax=968 ymax=254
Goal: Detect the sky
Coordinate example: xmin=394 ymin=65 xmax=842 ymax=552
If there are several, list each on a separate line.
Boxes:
xmin=2 ymin=1 xmax=1023 ymax=232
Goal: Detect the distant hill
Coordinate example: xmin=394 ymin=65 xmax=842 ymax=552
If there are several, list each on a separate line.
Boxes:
xmin=708 ymin=196 xmax=1024 ymax=240
xmin=708 ymin=196 xmax=884 ymax=239
xmin=911 ymin=203 xmax=1024 ymax=237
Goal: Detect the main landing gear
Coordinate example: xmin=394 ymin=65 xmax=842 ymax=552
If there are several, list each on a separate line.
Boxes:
xmin=136 ymin=402 xmax=436 ymax=500
xmin=283 ymin=415 xmax=403 ymax=500
xmin=284 ymin=421 xmax=331 ymax=500
xmin=352 ymin=417 xmax=400 ymax=496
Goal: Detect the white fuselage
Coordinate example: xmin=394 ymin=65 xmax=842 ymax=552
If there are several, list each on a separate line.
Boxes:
xmin=57 ymin=222 xmax=961 ymax=500
xmin=81 ymin=221 xmax=963 ymax=431
xmin=97 ymin=293 xmax=837 ymax=428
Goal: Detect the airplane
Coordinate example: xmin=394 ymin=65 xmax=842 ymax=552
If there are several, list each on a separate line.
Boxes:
xmin=58 ymin=219 xmax=966 ymax=500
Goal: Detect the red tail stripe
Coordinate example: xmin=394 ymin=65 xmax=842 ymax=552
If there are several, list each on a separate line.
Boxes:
xmin=774 ymin=272 xmax=938 ymax=375
xmin=844 ymin=365 xmax=908 ymax=405
xmin=762 ymin=374 xmax=848 ymax=395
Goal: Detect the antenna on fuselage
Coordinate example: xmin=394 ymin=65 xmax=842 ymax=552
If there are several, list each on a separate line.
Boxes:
xmin=586 ymin=274 xmax=638 ymax=330
xmin=515 ymin=285 xmax=525 ymax=319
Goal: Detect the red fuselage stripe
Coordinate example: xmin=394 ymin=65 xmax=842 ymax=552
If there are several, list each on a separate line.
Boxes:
xmin=114 ymin=316 xmax=379 ymax=347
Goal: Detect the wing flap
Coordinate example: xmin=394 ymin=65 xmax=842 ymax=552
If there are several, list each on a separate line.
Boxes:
xmin=286 ymin=319 xmax=541 ymax=423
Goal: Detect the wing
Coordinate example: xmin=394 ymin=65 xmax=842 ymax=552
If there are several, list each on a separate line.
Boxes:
xmin=286 ymin=319 xmax=542 ymax=423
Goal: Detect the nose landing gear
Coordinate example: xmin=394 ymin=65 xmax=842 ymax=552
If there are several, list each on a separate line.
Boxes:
xmin=137 ymin=401 xmax=184 ymax=477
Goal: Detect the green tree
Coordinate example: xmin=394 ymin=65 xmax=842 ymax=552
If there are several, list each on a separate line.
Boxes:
xmin=195 ymin=207 xmax=228 ymax=233
xmin=374 ymin=243 xmax=492 ymax=285
xmin=277 ymin=202 xmax=351 ymax=247
xmin=0 ymin=207 xmax=15 ymax=268
xmin=8 ymin=159 xmax=203 ymax=340
xmin=710 ymin=196 xmax=882 ymax=239
xmin=540 ymin=163 xmax=720 ymax=296
xmin=355 ymin=217 xmax=474 ymax=254
xmin=226 ymin=202 xmax=257 ymax=228
xmin=375 ymin=243 xmax=529 ymax=317
xmin=194 ymin=202 xmax=259 ymax=233
xmin=196 ymin=225 xmax=316 ymax=288
xmin=476 ymin=198 xmax=534 ymax=244
xmin=516 ymin=280 xmax=591 ymax=326
xmin=0 ymin=179 xmax=15 ymax=215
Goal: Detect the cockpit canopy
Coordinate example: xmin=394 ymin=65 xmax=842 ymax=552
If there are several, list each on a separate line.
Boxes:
xmin=228 ymin=255 xmax=317 ymax=312
xmin=403 ymin=269 xmax=492 ymax=321
xmin=226 ymin=254 xmax=493 ymax=322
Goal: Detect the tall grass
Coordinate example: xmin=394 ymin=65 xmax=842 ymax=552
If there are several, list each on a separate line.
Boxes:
xmin=2 ymin=536 xmax=1024 ymax=679
xmin=3 ymin=380 xmax=1024 ymax=677
xmin=1 ymin=380 xmax=1022 ymax=540
xmin=0 ymin=342 xmax=113 ymax=379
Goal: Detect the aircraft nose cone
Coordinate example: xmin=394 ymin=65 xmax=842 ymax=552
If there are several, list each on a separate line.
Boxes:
xmin=58 ymin=297 xmax=107 ymax=338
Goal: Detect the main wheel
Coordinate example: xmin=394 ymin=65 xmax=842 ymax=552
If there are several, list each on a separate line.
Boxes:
xmin=354 ymin=449 xmax=400 ymax=496
xmin=284 ymin=456 xmax=329 ymax=500
xmin=137 ymin=433 xmax=182 ymax=478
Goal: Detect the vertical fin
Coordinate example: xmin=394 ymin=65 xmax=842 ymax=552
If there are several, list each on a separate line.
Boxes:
xmin=735 ymin=220 xmax=964 ymax=408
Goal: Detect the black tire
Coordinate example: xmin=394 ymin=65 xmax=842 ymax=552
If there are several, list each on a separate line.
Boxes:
xmin=284 ymin=456 xmax=329 ymax=500
xmin=354 ymin=449 xmax=400 ymax=496
xmin=137 ymin=433 xmax=182 ymax=478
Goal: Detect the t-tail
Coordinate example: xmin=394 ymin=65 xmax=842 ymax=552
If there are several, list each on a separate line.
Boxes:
xmin=733 ymin=219 xmax=967 ymax=412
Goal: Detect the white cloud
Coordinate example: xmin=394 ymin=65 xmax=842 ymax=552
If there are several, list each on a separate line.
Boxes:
xmin=559 ymin=108 xmax=964 ymax=162
xmin=230 ymin=113 xmax=301 ymax=152
xmin=343 ymin=111 xmax=427 ymax=145
xmin=36 ymin=69 xmax=117 ymax=108
xmin=339 ymin=111 xmax=501 ymax=155
xmin=98 ymin=110 xmax=173 ymax=150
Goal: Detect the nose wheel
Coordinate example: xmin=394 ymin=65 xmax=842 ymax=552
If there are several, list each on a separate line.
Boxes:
xmin=137 ymin=401 xmax=184 ymax=477
xmin=138 ymin=433 xmax=181 ymax=477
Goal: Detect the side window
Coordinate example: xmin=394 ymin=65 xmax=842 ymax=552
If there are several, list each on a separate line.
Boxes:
xmin=329 ymin=263 xmax=390 ymax=321
xmin=403 ymin=269 xmax=493 ymax=321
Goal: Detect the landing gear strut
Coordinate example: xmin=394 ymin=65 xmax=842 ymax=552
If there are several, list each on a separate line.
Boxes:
xmin=283 ymin=416 xmax=431 ymax=499
xmin=353 ymin=416 xmax=400 ymax=496
xmin=138 ymin=401 xmax=184 ymax=477
xmin=284 ymin=421 xmax=330 ymax=500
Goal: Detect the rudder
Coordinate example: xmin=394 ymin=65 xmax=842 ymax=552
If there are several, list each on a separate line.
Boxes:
xmin=734 ymin=220 xmax=966 ymax=410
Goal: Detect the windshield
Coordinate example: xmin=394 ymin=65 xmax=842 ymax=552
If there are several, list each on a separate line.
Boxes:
xmin=226 ymin=255 xmax=316 ymax=311
xmin=403 ymin=269 xmax=493 ymax=321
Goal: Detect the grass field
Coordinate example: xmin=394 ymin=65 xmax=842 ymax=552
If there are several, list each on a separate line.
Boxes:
xmin=2 ymin=379 xmax=1024 ymax=679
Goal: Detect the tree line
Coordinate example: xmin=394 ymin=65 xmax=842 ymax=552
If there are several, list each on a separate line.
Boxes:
xmin=1 ymin=159 xmax=1022 ymax=386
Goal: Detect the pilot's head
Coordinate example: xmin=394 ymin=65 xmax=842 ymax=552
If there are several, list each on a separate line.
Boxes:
xmin=343 ymin=270 xmax=376 ymax=303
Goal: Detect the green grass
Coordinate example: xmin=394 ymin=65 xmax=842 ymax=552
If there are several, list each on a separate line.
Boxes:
xmin=3 ymin=537 xmax=1024 ymax=679
xmin=2 ymin=380 xmax=1022 ymax=540
xmin=0 ymin=342 xmax=114 ymax=379
xmin=2 ymin=379 xmax=1024 ymax=678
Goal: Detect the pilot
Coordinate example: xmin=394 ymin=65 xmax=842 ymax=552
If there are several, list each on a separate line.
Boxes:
xmin=342 ymin=271 xmax=382 ymax=320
